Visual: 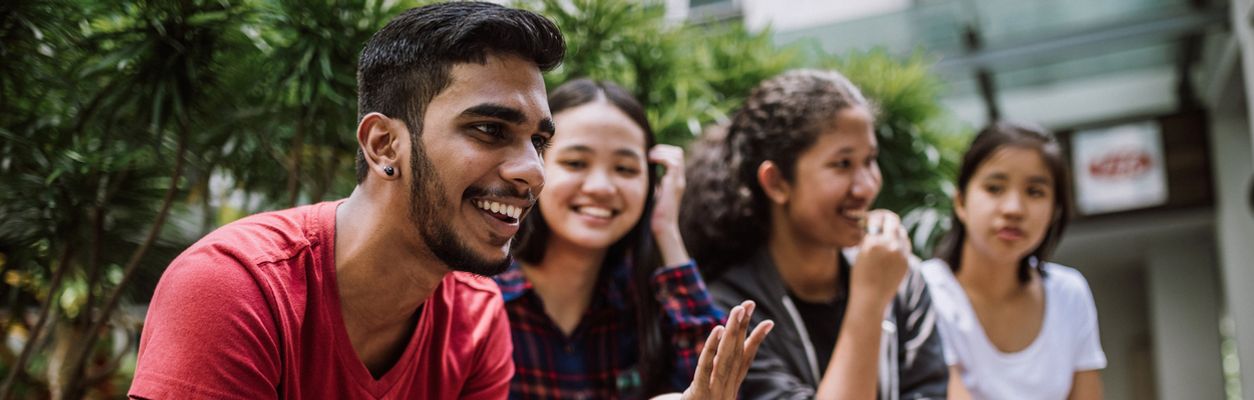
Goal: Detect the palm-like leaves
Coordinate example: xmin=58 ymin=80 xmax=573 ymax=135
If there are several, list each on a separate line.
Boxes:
xmin=0 ymin=0 xmax=252 ymax=398
xmin=259 ymin=0 xmax=404 ymax=206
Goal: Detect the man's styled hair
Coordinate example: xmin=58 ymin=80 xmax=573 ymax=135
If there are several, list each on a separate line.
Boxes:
xmin=354 ymin=1 xmax=565 ymax=182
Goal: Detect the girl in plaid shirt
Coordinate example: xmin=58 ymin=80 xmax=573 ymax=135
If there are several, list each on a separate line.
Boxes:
xmin=495 ymin=79 xmax=772 ymax=400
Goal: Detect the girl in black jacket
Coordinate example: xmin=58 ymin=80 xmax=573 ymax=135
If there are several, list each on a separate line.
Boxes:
xmin=682 ymin=69 xmax=948 ymax=400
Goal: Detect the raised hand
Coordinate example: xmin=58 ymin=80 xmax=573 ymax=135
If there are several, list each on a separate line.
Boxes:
xmin=680 ymin=301 xmax=774 ymax=400
xmin=851 ymin=209 xmax=911 ymax=308
xmin=647 ymin=144 xmax=691 ymax=267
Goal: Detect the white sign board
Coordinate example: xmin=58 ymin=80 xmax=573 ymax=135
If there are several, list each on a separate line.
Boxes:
xmin=1071 ymin=121 xmax=1168 ymax=215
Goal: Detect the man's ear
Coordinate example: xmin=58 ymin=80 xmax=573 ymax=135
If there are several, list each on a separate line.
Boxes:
xmin=357 ymin=112 xmax=403 ymax=180
xmin=757 ymin=161 xmax=791 ymax=205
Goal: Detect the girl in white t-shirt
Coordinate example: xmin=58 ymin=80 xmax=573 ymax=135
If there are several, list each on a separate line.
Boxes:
xmin=919 ymin=121 xmax=1106 ymax=400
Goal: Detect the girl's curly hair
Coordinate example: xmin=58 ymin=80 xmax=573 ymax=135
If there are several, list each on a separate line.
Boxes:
xmin=681 ymin=69 xmax=870 ymax=278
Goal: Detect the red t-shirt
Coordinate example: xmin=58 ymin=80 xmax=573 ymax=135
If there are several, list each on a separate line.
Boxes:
xmin=129 ymin=201 xmax=513 ymax=399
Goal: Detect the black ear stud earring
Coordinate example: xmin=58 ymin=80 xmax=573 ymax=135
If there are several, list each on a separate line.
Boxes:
xmin=384 ymin=165 xmax=395 ymax=176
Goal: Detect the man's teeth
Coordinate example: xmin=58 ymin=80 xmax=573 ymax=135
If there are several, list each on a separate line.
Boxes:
xmin=476 ymin=200 xmax=522 ymax=219
xmin=843 ymin=209 xmax=867 ymax=220
xmin=578 ymin=206 xmax=613 ymax=218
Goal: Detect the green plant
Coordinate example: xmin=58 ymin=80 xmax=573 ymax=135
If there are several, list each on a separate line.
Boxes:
xmin=517 ymin=0 xmax=966 ymax=254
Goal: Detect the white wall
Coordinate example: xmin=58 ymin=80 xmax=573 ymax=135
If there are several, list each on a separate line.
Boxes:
xmin=1146 ymin=236 xmax=1225 ymax=400
xmin=1084 ymin=266 xmax=1156 ymax=400
xmin=1057 ymin=209 xmax=1216 ymax=400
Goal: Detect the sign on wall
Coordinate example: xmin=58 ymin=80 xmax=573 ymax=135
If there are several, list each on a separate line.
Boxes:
xmin=1071 ymin=121 xmax=1169 ymax=215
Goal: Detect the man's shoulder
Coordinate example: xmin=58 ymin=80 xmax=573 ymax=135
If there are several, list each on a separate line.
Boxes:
xmin=191 ymin=203 xmax=329 ymax=264
xmin=159 ymin=202 xmax=335 ymax=304
xmin=438 ymin=273 xmax=501 ymax=313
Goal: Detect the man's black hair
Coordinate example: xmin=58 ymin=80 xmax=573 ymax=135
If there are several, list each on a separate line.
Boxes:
xmin=354 ymin=1 xmax=565 ymax=183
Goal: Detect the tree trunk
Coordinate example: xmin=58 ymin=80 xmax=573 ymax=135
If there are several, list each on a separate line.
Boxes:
xmin=79 ymin=207 xmax=105 ymax=327
xmin=44 ymin=321 xmax=84 ymax=400
xmin=59 ymin=125 xmax=190 ymax=400
xmin=0 ymin=242 xmax=76 ymax=400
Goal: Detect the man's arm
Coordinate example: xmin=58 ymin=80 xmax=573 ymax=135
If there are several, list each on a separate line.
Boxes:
xmin=129 ymin=251 xmax=281 ymax=400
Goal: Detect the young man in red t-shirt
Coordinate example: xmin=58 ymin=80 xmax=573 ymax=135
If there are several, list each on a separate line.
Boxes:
xmin=128 ymin=3 xmax=561 ymax=398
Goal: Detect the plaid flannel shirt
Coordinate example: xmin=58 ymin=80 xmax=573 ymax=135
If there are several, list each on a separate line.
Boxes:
xmin=494 ymin=260 xmax=724 ymax=400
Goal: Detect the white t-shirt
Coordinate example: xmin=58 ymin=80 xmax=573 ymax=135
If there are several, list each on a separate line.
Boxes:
xmin=920 ymin=259 xmax=1106 ymax=400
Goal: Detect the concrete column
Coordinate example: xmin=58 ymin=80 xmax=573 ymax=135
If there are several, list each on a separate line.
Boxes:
xmin=1146 ymin=236 xmax=1225 ymax=400
xmin=1235 ymin=0 xmax=1254 ymax=157
xmin=1211 ymin=105 xmax=1254 ymax=399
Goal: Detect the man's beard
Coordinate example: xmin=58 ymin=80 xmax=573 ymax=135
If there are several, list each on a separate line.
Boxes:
xmin=408 ymin=138 xmax=512 ymax=276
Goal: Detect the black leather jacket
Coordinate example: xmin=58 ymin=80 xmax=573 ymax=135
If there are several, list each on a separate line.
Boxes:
xmin=708 ymin=248 xmax=948 ymax=400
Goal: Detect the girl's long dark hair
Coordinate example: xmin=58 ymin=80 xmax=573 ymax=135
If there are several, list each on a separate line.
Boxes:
xmin=682 ymin=69 xmax=869 ymax=279
xmin=510 ymin=79 xmax=671 ymax=396
xmin=933 ymin=121 xmax=1073 ymax=284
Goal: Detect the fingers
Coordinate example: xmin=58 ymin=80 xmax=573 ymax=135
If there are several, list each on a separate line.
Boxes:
xmin=861 ymin=211 xmax=885 ymax=249
xmin=879 ymin=211 xmax=900 ymax=236
xmin=880 ymin=212 xmax=902 ymax=248
xmin=712 ymin=304 xmax=747 ymax=397
xmin=864 ymin=210 xmax=885 ymax=236
xmin=648 ymin=144 xmax=685 ymax=170
xmin=649 ymin=145 xmax=686 ymax=186
xmin=691 ymin=325 xmax=723 ymax=398
xmin=689 ymin=301 xmax=774 ymax=400
xmin=740 ymin=300 xmax=755 ymax=332
xmin=734 ymin=319 xmax=774 ymax=386
xmin=864 ymin=210 xmax=908 ymax=247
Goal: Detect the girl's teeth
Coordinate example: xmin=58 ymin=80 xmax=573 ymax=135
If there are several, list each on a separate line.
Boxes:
xmin=580 ymin=207 xmax=612 ymax=218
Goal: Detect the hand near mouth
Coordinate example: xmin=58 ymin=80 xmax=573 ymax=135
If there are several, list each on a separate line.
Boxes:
xmin=851 ymin=209 xmax=911 ymax=308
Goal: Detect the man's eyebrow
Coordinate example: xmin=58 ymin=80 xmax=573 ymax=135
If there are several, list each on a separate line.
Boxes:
xmin=461 ymin=103 xmax=555 ymax=135
xmin=461 ymin=104 xmax=526 ymax=124
xmin=539 ymin=118 xmax=555 ymax=135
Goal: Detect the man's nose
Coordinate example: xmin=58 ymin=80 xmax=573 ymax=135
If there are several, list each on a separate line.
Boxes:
xmin=501 ymin=143 xmax=545 ymax=196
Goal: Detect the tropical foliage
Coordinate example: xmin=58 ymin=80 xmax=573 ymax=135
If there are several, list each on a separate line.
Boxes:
xmin=518 ymin=0 xmax=965 ymax=251
xmin=0 ymin=0 xmax=965 ymax=397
